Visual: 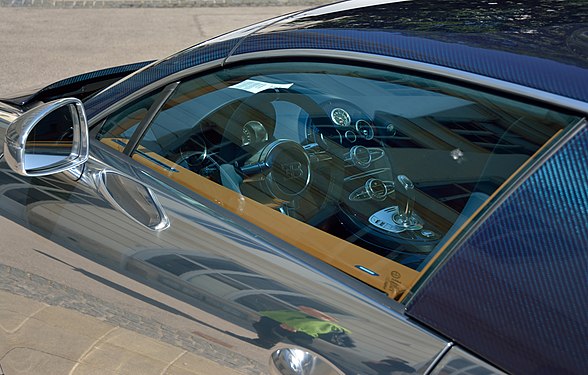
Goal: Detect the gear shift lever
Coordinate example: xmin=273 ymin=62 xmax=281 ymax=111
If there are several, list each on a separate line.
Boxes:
xmin=390 ymin=174 xmax=422 ymax=230
xmin=396 ymin=175 xmax=415 ymax=225
xmin=367 ymin=174 xmax=423 ymax=233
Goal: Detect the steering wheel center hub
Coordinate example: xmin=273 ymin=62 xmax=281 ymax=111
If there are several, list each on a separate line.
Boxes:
xmin=247 ymin=139 xmax=311 ymax=201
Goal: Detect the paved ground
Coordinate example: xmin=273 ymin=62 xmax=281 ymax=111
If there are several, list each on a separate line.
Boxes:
xmin=0 ymin=211 xmax=266 ymax=374
xmin=0 ymin=5 xmax=327 ymax=96
xmin=0 ymin=289 xmax=247 ymax=374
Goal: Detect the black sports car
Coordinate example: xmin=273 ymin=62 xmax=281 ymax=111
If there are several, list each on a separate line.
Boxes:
xmin=1 ymin=1 xmax=587 ymax=374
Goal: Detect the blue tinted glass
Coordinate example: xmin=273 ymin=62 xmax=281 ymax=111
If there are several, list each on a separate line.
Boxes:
xmin=101 ymin=61 xmax=581 ymax=289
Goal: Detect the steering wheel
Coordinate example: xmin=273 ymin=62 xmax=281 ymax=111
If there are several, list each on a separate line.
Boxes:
xmin=221 ymin=89 xmax=341 ymax=220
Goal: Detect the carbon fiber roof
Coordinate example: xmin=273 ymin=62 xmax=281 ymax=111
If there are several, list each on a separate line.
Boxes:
xmin=235 ymin=0 xmax=588 ymax=102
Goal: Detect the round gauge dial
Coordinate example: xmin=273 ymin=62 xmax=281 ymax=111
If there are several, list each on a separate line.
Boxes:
xmin=355 ymin=119 xmax=375 ymax=140
xmin=242 ymin=120 xmax=268 ymax=146
xmin=349 ymin=145 xmax=372 ymax=168
xmin=330 ymin=108 xmax=352 ymax=127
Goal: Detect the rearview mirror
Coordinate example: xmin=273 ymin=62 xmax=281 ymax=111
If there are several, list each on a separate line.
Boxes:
xmin=4 ymin=98 xmax=89 ymax=177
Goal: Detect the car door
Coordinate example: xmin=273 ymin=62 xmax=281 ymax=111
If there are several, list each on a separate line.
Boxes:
xmin=91 ymin=57 xmax=583 ymax=298
xmin=88 ymin=56 xmax=584 ymax=373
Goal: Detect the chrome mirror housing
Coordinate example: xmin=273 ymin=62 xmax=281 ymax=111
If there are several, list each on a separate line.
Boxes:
xmin=3 ymin=97 xmax=89 ymax=177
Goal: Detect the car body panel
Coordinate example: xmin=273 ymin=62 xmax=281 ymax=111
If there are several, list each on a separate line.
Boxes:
xmin=0 ymin=61 xmax=154 ymax=110
xmin=0 ymin=138 xmax=449 ymax=374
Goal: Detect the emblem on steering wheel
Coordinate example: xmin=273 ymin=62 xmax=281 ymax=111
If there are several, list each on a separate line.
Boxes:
xmin=280 ymin=162 xmax=304 ymax=179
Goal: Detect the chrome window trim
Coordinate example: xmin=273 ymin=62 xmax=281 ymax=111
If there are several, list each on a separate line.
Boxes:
xmin=423 ymin=342 xmax=454 ymax=375
xmin=224 ymin=49 xmax=588 ymax=114
xmin=426 ymin=344 xmax=507 ymax=375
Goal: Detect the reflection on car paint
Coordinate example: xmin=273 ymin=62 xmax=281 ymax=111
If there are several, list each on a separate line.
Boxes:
xmin=0 ymin=159 xmax=448 ymax=374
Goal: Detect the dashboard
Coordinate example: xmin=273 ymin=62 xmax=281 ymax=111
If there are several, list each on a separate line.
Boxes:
xmin=166 ymin=90 xmax=450 ymax=270
xmin=304 ymin=99 xmax=445 ymax=266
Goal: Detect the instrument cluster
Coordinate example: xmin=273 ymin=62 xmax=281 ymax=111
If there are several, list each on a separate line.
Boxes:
xmin=307 ymin=101 xmax=394 ymax=190
xmin=328 ymin=106 xmax=376 ymax=144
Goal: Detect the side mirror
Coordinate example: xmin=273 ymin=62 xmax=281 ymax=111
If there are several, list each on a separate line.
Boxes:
xmin=3 ymin=98 xmax=89 ymax=177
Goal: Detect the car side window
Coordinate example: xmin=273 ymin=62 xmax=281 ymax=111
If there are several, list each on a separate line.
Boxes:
xmin=97 ymin=88 xmax=164 ymax=151
xmin=97 ymin=62 xmax=581 ymax=299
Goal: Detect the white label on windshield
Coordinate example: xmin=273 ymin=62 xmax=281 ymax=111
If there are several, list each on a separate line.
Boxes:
xmin=230 ymin=79 xmax=293 ymax=94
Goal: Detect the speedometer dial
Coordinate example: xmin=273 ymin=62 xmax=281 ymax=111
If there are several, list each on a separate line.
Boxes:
xmin=330 ymin=108 xmax=352 ymax=127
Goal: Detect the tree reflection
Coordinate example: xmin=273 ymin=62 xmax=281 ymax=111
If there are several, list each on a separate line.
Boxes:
xmin=281 ymin=0 xmax=588 ymax=66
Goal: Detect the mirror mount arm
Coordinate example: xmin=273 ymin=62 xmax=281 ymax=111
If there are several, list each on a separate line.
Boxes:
xmin=62 ymin=164 xmax=85 ymax=181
